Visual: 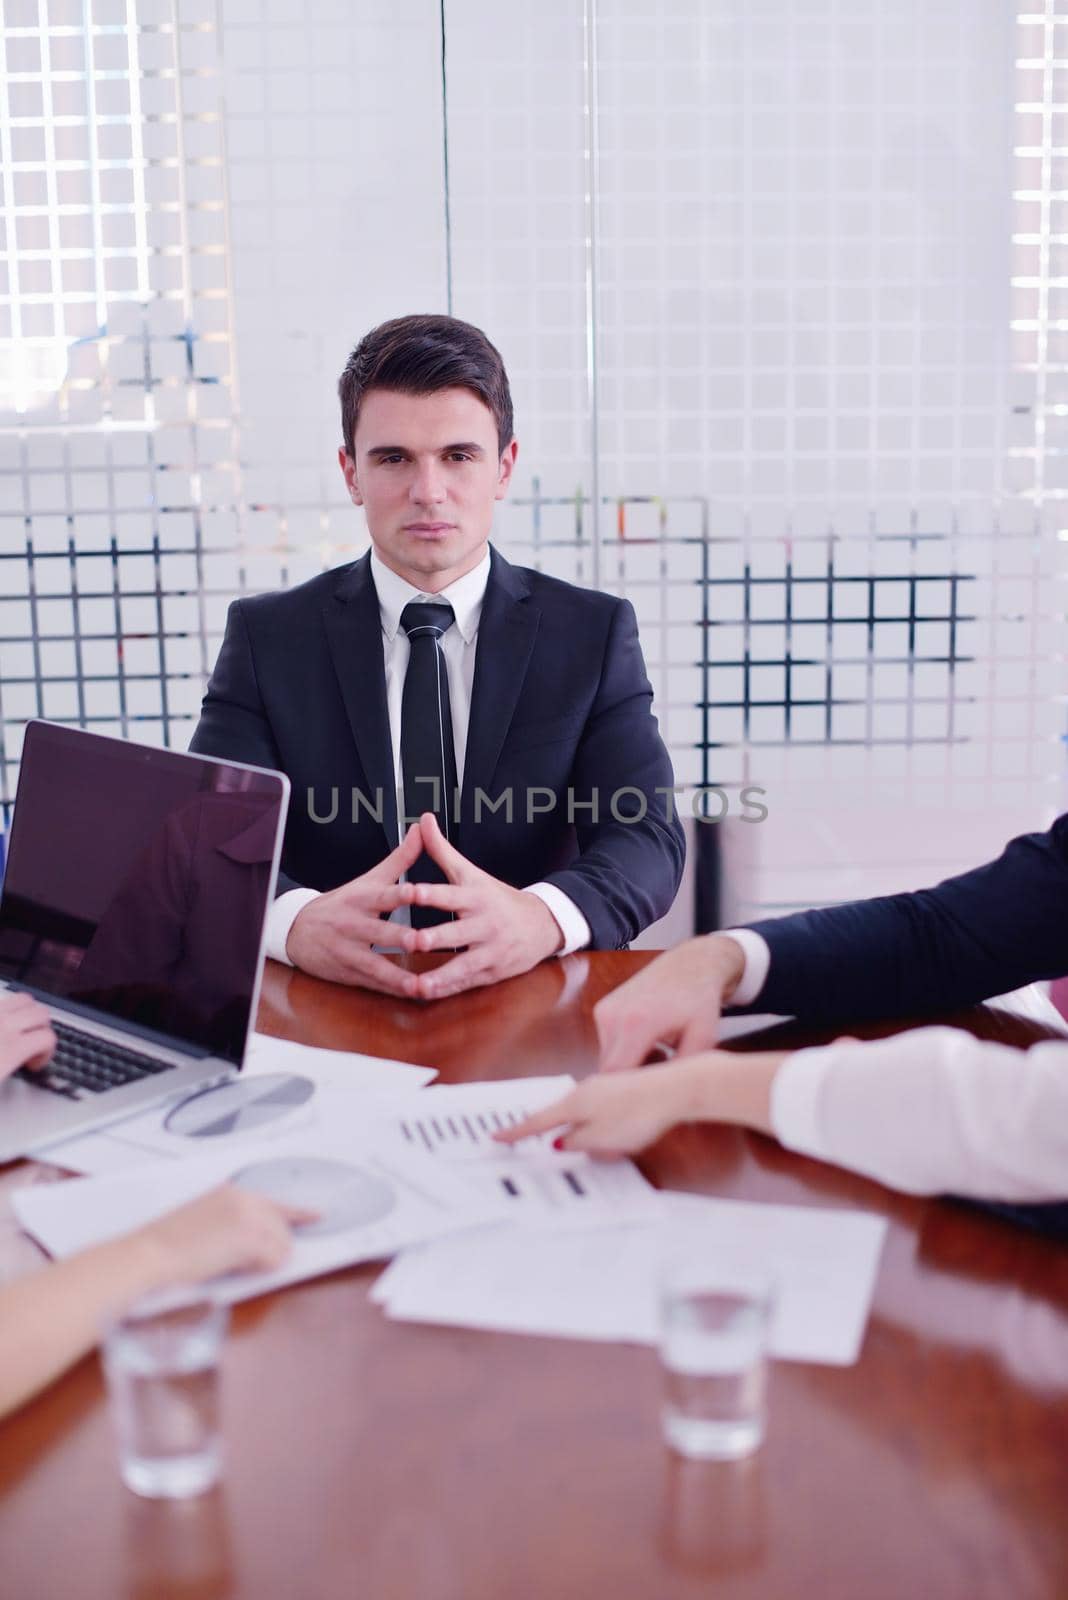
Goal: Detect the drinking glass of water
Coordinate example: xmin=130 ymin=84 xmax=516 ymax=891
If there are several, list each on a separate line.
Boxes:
xmin=659 ymin=1258 xmax=772 ymax=1461
xmin=102 ymin=1293 xmax=229 ymax=1498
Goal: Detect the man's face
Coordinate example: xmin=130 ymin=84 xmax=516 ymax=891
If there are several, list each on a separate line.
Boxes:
xmin=339 ymin=386 xmax=517 ymax=592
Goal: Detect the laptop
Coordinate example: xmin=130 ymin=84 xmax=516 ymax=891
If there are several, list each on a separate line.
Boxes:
xmin=0 ymin=721 xmax=289 ymax=1162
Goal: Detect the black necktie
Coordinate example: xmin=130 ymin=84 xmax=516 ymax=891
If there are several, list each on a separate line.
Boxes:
xmin=400 ymin=600 xmax=459 ymax=929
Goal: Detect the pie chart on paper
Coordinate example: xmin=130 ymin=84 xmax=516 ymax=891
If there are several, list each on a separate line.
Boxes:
xmin=230 ymin=1155 xmax=398 ymax=1237
xmin=163 ymin=1073 xmax=316 ymax=1138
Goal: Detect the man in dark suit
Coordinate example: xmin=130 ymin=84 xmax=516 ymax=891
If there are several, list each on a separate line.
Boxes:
xmin=191 ymin=314 xmax=684 ymax=1000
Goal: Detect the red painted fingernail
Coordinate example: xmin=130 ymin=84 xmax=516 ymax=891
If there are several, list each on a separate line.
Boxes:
xmin=552 ymin=1136 xmax=565 ymax=1151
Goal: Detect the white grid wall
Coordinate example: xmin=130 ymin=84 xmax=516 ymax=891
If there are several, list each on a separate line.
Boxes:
xmin=216 ymin=0 xmax=445 ymax=584
xmin=0 ymin=0 xmax=238 ymax=770
xmin=447 ymin=0 xmax=1068 ymax=913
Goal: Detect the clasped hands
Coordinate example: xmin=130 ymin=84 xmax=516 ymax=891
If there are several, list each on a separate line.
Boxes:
xmin=286 ymin=811 xmax=564 ymax=1001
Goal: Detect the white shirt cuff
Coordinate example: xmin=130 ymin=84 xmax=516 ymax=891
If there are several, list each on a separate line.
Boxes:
xmin=768 ymin=1028 xmax=1068 ymax=1200
xmin=720 ymin=928 xmax=772 ymax=1006
xmin=523 ymin=883 xmax=591 ymax=957
xmin=768 ymin=1046 xmax=837 ymax=1155
xmin=265 ymin=887 xmax=321 ymax=965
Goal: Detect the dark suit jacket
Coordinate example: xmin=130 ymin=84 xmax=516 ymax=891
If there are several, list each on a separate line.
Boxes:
xmin=745 ymin=813 xmax=1068 ymax=1021
xmin=957 ymin=1199 xmax=1068 ymax=1241
xmin=189 ymin=547 xmax=685 ymax=949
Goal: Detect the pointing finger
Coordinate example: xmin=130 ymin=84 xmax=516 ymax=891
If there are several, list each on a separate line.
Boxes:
xmin=492 ymin=1096 xmax=577 ymax=1143
xmin=550 ymin=1127 xmax=599 ymax=1153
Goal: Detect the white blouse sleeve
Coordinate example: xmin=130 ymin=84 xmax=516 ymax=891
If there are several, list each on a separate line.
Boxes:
xmin=769 ymin=1025 xmax=1068 ymax=1200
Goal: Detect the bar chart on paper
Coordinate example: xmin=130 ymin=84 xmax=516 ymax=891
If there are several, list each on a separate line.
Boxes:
xmin=378 ymin=1079 xmax=663 ymax=1226
xmin=397 ymin=1102 xmax=528 ymax=1156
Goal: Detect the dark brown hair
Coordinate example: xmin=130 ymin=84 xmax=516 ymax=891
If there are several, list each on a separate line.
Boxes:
xmin=338 ymin=314 xmax=514 ymax=455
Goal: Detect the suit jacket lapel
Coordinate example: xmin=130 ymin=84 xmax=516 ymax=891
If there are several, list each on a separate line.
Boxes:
xmin=461 ymin=547 xmax=540 ymax=816
xmin=322 ymin=554 xmax=399 ymax=847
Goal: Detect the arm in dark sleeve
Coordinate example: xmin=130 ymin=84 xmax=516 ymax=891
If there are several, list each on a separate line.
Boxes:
xmin=190 ymin=600 xmax=283 ymax=773
xmin=954 ymin=1199 xmax=1068 ymax=1240
xmin=540 ymin=598 xmax=686 ymax=948
xmin=747 ymin=815 xmax=1068 ymax=1021
xmin=189 ymin=600 xmax=300 ymax=896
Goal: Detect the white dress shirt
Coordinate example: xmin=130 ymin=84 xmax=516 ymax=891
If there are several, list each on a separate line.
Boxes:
xmin=723 ymin=926 xmax=1068 ymax=1198
xmin=266 ymin=549 xmax=591 ymax=963
xmin=768 ymin=1026 xmax=1068 ymax=1200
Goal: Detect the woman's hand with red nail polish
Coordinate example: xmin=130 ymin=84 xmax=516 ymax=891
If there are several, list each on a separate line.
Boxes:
xmin=492 ymin=1062 xmax=709 ymax=1157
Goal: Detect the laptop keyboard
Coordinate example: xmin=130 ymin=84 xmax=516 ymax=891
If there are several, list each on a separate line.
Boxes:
xmin=20 ymin=1018 xmax=171 ymax=1099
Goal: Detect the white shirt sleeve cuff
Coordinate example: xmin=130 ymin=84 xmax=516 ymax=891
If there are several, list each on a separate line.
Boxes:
xmin=523 ymin=883 xmax=592 ymax=957
xmin=265 ymin=887 xmax=321 ymax=966
xmin=769 ymin=1027 xmax=1068 ymax=1199
xmin=720 ymin=928 xmax=772 ymax=1006
xmin=768 ymin=1046 xmax=838 ymax=1156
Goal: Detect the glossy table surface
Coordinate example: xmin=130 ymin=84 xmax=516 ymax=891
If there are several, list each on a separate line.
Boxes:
xmin=1 ymin=952 xmax=1066 ymax=1600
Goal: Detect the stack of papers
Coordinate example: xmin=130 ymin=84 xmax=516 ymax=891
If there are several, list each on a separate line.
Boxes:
xmin=12 ymin=1052 xmax=889 ymax=1365
xmin=373 ymin=1192 xmax=888 ymax=1366
xmin=12 ymin=1072 xmax=665 ymax=1308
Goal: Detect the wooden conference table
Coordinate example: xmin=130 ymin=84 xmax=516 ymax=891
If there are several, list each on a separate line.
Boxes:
xmin=0 ymin=952 xmax=1066 ymax=1600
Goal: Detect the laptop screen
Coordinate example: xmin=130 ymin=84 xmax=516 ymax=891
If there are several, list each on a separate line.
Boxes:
xmin=0 ymin=722 xmax=288 ymax=1066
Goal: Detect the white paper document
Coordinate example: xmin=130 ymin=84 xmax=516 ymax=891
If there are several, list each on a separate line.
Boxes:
xmin=365 ymin=1076 xmax=663 ymax=1226
xmin=13 ymin=1126 xmax=499 ymax=1306
xmin=31 ymin=1032 xmax=436 ymax=1176
xmin=717 ymin=1013 xmax=792 ymax=1044
xmin=243 ymin=1032 xmax=438 ymax=1091
xmin=985 ymin=983 xmax=1068 ymax=1036
xmin=373 ymin=1191 xmax=888 ymax=1366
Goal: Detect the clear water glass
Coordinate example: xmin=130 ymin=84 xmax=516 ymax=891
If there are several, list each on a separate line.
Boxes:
xmin=659 ymin=1260 xmax=772 ymax=1460
xmin=102 ymin=1294 xmax=229 ymax=1499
